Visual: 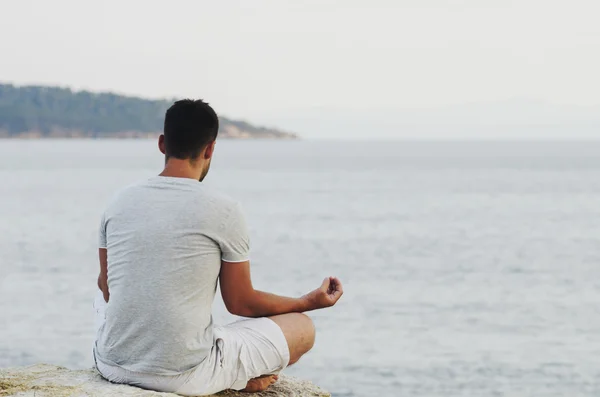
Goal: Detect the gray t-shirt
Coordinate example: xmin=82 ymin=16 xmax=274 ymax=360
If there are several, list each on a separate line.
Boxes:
xmin=95 ymin=176 xmax=250 ymax=375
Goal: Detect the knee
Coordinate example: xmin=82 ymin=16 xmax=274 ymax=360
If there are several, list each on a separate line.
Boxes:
xmin=270 ymin=312 xmax=316 ymax=361
xmin=297 ymin=313 xmax=315 ymax=350
xmin=285 ymin=313 xmax=315 ymax=366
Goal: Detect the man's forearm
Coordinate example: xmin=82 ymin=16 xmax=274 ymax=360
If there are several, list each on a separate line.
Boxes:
xmin=98 ymin=248 xmax=109 ymax=302
xmin=240 ymin=289 xmax=314 ymax=318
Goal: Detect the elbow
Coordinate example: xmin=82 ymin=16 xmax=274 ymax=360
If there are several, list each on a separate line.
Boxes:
xmin=225 ymin=301 xmax=256 ymax=318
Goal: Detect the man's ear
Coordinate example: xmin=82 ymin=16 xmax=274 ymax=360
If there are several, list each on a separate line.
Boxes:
xmin=204 ymin=141 xmax=216 ymax=159
xmin=158 ymin=135 xmax=166 ymax=155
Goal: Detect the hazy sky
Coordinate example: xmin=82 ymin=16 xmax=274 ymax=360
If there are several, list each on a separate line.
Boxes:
xmin=2 ymin=0 xmax=600 ymax=137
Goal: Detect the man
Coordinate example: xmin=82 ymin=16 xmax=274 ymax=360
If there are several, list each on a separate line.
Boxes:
xmin=93 ymin=99 xmax=343 ymax=396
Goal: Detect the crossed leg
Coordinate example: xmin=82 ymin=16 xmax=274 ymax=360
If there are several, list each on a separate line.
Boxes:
xmin=241 ymin=313 xmax=315 ymax=393
xmin=269 ymin=312 xmax=316 ymax=366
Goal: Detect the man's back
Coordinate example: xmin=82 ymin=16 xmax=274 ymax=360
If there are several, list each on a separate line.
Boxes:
xmin=95 ymin=176 xmax=249 ymax=375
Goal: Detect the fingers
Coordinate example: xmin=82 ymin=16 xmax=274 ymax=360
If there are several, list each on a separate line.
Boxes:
xmin=332 ymin=277 xmax=343 ymax=294
xmin=333 ymin=289 xmax=343 ymax=301
xmin=328 ymin=277 xmax=343 ymax=292
xmin=327 ymin=276 xmax=344 ymax=304
xmin=316 ymin=276 xmax=344 ymax=307
xmin=329 ymin=277 xmax=342 ymax=288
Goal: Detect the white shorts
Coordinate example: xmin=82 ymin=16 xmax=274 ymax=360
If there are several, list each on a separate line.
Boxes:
xmin=93 ymin=291 xmax=290 ymax=396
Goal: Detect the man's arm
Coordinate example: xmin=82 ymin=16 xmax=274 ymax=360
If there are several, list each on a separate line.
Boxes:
xmin=98 ymin=248 xmax=109 ymax=302
xmin=219 ymin=260 xmax=343 ymax=318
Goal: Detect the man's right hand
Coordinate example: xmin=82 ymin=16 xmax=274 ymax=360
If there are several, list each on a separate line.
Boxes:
xmin=303 ymin=277 xmax=344 ymax=310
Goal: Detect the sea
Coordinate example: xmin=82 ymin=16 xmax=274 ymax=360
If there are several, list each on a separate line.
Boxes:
xmin=1 ymin=139 xmax=600 ymax=397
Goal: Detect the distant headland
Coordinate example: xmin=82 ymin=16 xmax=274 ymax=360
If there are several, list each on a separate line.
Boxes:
xmin=0 ymin=83 xmax=298 ymax=139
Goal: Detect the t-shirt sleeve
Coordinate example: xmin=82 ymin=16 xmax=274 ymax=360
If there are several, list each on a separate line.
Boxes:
xmin=219 ymin=202 xmax=250 ymax=263
xmin=99 ymin=212 xmax=107 ymax=249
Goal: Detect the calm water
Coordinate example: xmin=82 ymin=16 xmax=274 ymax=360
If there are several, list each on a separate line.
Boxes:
xmin=1 ymin=140 xmax=600 ymax=396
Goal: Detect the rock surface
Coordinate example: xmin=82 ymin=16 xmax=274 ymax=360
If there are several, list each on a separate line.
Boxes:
xmin=0 ymin=364 xmax=330 ymax=397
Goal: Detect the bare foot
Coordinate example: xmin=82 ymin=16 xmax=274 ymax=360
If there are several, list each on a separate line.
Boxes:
xmin=241 ymin=374 xmax=279 ymax=393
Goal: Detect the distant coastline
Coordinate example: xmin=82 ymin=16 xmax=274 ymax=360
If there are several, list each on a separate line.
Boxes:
xmin=0 ymin=130 xmax=298 ymax=140
xmin=0 ymin=83 xmax=298 ymax=140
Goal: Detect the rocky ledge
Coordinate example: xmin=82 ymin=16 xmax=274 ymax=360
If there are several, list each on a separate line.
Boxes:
xmin=0 ymin=364 xmax=330 ymax=397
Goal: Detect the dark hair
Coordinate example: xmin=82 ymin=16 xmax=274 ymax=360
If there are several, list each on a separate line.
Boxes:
xmin=163 ymin=99 xmax=219 ymax=160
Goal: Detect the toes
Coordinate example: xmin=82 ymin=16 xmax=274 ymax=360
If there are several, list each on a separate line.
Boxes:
xmin=243 ymin=375 xmax=278 ymax=392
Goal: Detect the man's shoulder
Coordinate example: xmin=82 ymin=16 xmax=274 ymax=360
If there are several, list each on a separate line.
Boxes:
xmin=200 ymin=186 xmax=240 ymax=211
xmin=101 ymin=179 xmax=153 ymax=213
xmin=109 ymin=179 xmax=147 ymax=199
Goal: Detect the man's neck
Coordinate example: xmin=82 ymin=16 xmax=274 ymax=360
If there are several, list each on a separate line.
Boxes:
xmin=160 ymin=159 xmax=203 ymax=181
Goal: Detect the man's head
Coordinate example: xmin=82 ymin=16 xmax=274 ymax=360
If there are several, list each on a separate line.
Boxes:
xmin=159 ymin=99 xmax=219 ymax=181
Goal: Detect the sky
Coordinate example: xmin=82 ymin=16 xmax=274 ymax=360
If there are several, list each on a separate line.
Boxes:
xmin=2 ymin=0 xmax=600 ymax=138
